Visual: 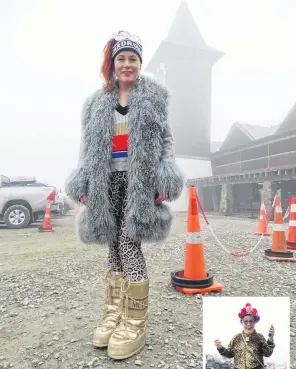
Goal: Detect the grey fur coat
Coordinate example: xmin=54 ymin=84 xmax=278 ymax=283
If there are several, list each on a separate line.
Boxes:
xmin=65 ymin=75 xmax=184 ymax=245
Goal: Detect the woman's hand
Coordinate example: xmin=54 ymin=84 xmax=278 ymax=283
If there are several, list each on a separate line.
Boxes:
xmin=155 ymin=194 xmax=167 ymax=204
xmin=80 ymin=194 xmax=87 ymax=205
xmin=215 ymin=338 xmax=222 ymax=349
xmin=268 ymin=324 xmax=275 ymax=339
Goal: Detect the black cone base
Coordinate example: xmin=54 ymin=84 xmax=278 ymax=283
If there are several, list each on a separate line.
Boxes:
xmin=38 ymin=226 xmax=54 ymax=232
xmin=287 ymin=240 xmax=296 ymax=247
xmin=265 ymin=249 xmax=294 ymax=258
xmin=171 ymin=270 xmax=214 ymax=289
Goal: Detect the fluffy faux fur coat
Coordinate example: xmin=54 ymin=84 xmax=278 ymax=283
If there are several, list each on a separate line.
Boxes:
xmin=65 ymin=75 xmax=184 ymax=245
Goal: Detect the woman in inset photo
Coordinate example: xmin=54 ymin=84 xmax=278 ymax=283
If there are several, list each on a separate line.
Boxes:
xmin=215 ymin=303 xmax=275 ymax=369
xmin=203 ymin=297 xmax=289 ymax=369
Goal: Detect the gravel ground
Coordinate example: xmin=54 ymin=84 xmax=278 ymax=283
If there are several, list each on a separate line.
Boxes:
xmin=0 ymin=213 xmax=295 ymax=369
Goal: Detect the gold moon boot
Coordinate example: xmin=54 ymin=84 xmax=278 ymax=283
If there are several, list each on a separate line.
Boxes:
xmin=92 ymin=271 xmax=123 ymax=347
xmin=107 ymin=279 xmax=149 ymax=359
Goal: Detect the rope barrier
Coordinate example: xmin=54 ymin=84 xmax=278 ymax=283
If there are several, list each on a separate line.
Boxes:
xmin=283 ymin=207 xmax=290 ymax=221
xmin=207 ymin=223 xmax=264 ymax=257
xmin=264 ymin=195 xmax=276 ymax=226
xmin=195 ymin=190 xmax=278 ymax=258
xmin=283 ymin=198 xmax=291 ymax=221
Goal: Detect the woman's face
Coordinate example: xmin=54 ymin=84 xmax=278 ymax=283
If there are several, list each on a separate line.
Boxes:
xmin=114 ymin=51 xmax=141 ymax=85
xmin=241 ymin=315 xmax=256 ymax=334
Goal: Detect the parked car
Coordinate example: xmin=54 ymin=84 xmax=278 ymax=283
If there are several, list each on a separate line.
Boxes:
xmin=0 ymin=174 xmax=56 ymax=229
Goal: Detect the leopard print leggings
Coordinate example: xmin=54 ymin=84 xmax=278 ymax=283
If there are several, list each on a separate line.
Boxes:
xmin=108 ymin=171 xmax=148 ymax=282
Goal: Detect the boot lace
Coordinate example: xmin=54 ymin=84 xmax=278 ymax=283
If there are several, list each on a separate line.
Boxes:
xmin=98 ymin=275 xmax=119 ymax=328
xmin=118 ymin=279 xmax=148 ymax=333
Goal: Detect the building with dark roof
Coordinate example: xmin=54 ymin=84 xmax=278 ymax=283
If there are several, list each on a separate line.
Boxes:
xmin=188 ymin=107 xmax=296 ymax=214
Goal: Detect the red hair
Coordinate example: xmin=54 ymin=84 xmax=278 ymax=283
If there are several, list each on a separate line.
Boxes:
xmin=101 ymin=38 xmax=116 ymax=91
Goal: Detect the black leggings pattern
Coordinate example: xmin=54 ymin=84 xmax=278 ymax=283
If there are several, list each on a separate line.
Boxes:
xmin=108 ymin=171 xmax=148 ymax=282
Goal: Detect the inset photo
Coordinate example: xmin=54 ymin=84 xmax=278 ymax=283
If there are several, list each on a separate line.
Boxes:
xmin=203 ymin=297 xmax=290 ymax=369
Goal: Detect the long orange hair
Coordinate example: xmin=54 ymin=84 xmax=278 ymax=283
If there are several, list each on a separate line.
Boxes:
xmin=101 ymin=37 xmax=116 ymax=91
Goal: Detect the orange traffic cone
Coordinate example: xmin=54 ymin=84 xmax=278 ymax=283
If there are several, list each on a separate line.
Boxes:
xmin=287 ymin=197 xmax=296 ymax=250
xmin=265 ymin=195 xmax=294 ymax=261
xmin=184 ymin=186 xmax=207 ymax=280
xmin=255 ymin=201 xmax=271 ymax=236
xmin=171 ymin=186 xmax=223 ymax=295
xmin=38 ymin=199 xmax=54 ymax=232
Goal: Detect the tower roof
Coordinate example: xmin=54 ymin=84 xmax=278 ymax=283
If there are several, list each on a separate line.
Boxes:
xmin=165 ymin=0 xmax=214 ymax=52
xmin=145 ymin=1 xmax=224 ymax=72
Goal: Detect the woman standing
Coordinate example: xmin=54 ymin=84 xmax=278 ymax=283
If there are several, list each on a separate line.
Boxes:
xmin=65 ymin=31 xmax=184 ymax=359
xmin=215 ymin=303 xmax=275 ymax=369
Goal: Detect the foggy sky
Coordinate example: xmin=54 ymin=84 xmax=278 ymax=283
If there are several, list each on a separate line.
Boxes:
xmin=1 ymin=0 xmax=296 ymax=188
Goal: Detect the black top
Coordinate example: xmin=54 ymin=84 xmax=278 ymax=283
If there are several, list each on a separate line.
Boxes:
xmin=116 ymin=104 xmax=129 ymax=116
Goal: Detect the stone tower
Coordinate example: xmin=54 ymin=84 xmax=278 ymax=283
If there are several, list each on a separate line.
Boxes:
xmin=145 ymin=0 xmax=224 ymax=158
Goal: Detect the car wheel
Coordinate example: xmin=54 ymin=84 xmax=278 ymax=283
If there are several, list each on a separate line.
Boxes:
xmin=4 ymin=205 xmax=31 ymax=229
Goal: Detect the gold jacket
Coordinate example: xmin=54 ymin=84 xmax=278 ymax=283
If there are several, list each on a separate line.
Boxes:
xmin=218 ymin=330 xmax=275 ymax=369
